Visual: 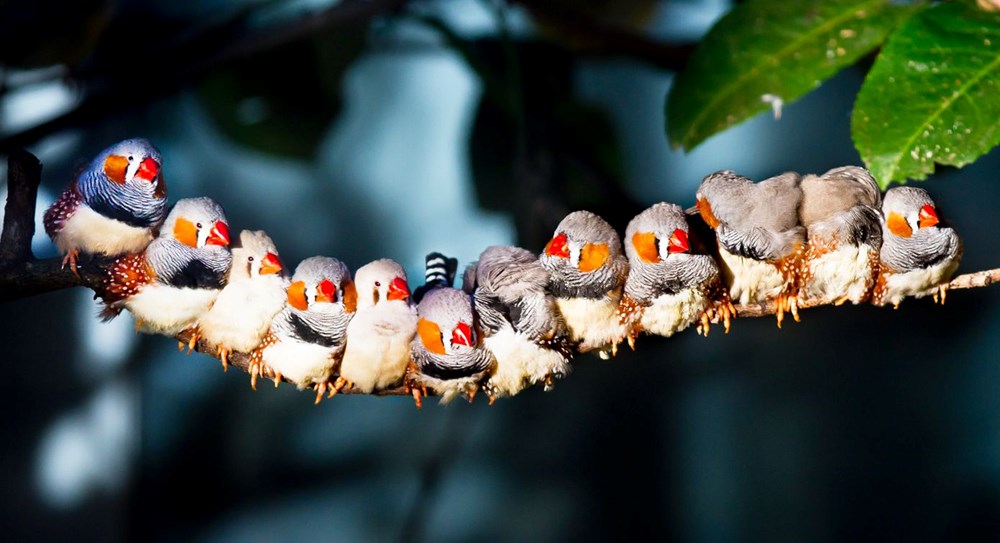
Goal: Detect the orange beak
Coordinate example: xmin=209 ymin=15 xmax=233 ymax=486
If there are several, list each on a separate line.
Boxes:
xmin=544 ymin=233 xmax=570 ymax=259
xmin=136 ymin=157 xmax=160 ymax=182
xmin=387 ymin=277 xmax=410 ymax=301
xmin=259 ymin=252 xmax=283 ymax=275
xmin=668 ymin=229 xmax=690 ymax=254
xmin=315 ymin=279 xmax=336 ymax=304
xmin=206 ymin=221 xmax=230 ymax=246
xmin=918 ymin=205 xmax=939 ymax=228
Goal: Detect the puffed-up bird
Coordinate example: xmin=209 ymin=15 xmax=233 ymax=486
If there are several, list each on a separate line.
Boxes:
xmin=338 ymin=259 xmax=418 ymax=394
xmin=619 ymin=203 xmax=733 ymax=346
xmin=44 ymin=138 xmax=167 ymax=273
xmin=97 ymin=197 xmax=232 ymax=336
xmin=695 ymin=170 xmax=805 ymax=327
xmin=192 ymin=230 xmax=287 ymax=370
xmin=539 ymin=210 xmax=629 ymax=357
xmin=873 ymin=187 xmax=962 ymax=308
xmin=799 ymin=166 xmax=883 ymax=305
xmin=252 ymin=256 xmax=357 ymax=401
xmin=407 ymin=287 xmax=495 ymax=407
xmin=468 ymin=245 xmax=574 ymax=400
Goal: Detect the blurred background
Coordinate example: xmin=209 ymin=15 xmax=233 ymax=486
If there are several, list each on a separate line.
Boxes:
xmin=3 ymin=0 xmax=1000 ymax=541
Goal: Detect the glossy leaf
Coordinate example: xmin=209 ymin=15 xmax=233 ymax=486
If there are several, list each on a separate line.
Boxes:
xmin=853 ymin=1 xmax=1000 ymax=186
xmin=666 ymin=0 xmax=918 ymax=151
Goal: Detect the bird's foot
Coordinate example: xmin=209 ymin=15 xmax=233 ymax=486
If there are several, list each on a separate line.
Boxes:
xmin=272 ymin=372 xmax=282 ymax=388
xmin=626 ymin=329 xmax=638 ymax=350
xmin=186 ymin=331 xmax=200 ymax=355
xmin=833 ymin=295 xmax=849 ymax=306
xmin=934 ymin=284 xmax=948 ymax=304
xmin=217 ymin=346 xmax=230 ymax=372
xmin=466 ymin=385 xmax=478 ymax=404
xmin=410 ymin=386 xmax=424 ymax=409
xmin=248 ymin=351 xmax=264 ymax=391
xmin=327 ymin=376 xmax=351 ymax=399
xmin=543 ymin=374 xmax=555 ymax=391
xmin=61 ymin=249 xmax=80 ymax=276
xmin=314 ymin=381 xmax=328 ymax=404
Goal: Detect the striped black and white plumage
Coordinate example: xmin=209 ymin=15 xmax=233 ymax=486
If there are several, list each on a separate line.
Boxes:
xmin=408 ymin=287 xmax=494 ymax=405
xmin=469 ymin=245 xmax=574 ymax=399
xmin=799 ymin=166 xmax=883 ymax=305
xmin=254 ymin=256 xmax=357 ymax=399
xmin=195 ymin=230 xmax=288 ymax=370
xmin=539 ymin=210 xmax=629 ymax=356
xmin=873 ymin=187 xmax=962 ymax=308
xmin=619 ymin=203 xmax=730 ymax=345
xmin=98 ymin=197 xmax=232 ymax=336
xmin=413 ymin=252 xmax=457 ymax=303
xmin=339 ymin=258 xmax=418 ymax=394
xmin=44 ymin=138 xmax=167 ymax=271
xmin=695 ymin=170 xmax=805 ymax=326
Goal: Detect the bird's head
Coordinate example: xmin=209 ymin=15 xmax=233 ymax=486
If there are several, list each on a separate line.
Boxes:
xmin=286 ymin=256 xmax=356 ymax=314
xmin=353 ymin=258 xmax=410 ymax=310
xmin=164 ymin=197 xmax=230 ymax=249
xmin=625 ymin=202 xmax=691 ymax=265
xmin=416 ymin=287 xmax=477 ymax=355
xmin=883 ymin=186 xmax=942 ymax=239
xmin=97 ymin=138 xmax=165 ymax=197
xmin=231 ymin=230 xmax=284 ymax=280
xmin=542 ymin=210 xmax=622 ymax=273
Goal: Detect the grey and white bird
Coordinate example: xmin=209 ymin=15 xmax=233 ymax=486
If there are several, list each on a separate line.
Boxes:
xmin=873 ymin=187 xmax=962 ymax=308
xmin=338 ymin=259 xmax=418 ymax=394
xmin=408 ymin=287 xmax=495 ymax=407
xmin=619 ymin=203 xmax=733 ymax=346
xmin=97 ymin=197 xmax=231 ymax=337
xmin=252 ymin=256 xmax=357 ymax=401
xmin=799 ymin=166 xmax=883 ymax=305
xmin=539 ymin=210 xmax=629 ymax=356
xmin=193 ymin=230 xmax=287 ymax=370
xmin=695 ymin=170 xmax=805 ymax=327
xmin=469 ymin=245 xmax=574 ymax=400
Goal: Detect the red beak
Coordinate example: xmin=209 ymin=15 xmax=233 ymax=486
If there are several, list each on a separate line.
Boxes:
xmin=668 ymin=229 xmax=690 ymax=253
xmin=451 ymin=322 xmax=473 ymax=347
xmin=545 ymin=233 xmax=570 ymax=259
xmin=259 ymin=252 xmax=283 ymax=275
xmin=918 ymin=205 xmax=939 ymax=228
xmin=206 ymin=221 xmax=230 ymax=246
xmin=136 ymin=157 xmax=160 ymax=182
xmin=316 ymin=279 xmax=336 ymax=303
xmin=387 ymin=277 xmax=410 ymax=301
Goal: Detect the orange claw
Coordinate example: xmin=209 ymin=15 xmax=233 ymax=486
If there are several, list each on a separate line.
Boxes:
xmin=411 ymin=387 xmax=424 ymax=409
xmin=61 ymin=248 xmax=80 ymax=277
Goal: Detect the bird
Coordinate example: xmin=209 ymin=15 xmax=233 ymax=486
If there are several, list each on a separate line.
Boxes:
xmin=872 ymin=187 xmax=962 ymax=308
xmin=468 ymin=245 xmax=574 ymax=400
xmin=191 ymin=230 xmax=287 ymax=370
xmin=538 ymin=210 xmax=630 ymax=357
xmin=407 ymin=287 xmax=495 ymax=407
xmin=799 ymin=166 xmax=883 ymax=305
xmin=413 ymin=252 xmax=458 ymax=304
xmin=44 ymin=138 xmax=167 ymax=273
xmin=619 ymin=202 xmax=733 ymax=346
xmin=251 ymin=256 xmax=357 ymax=401
xmin=338 ymin=258 xmax=418 ymax=394
xmin=694 ymin=170 xmax=805 ymax=327
xmin=97 ymin=197 xmax=232 ymax=337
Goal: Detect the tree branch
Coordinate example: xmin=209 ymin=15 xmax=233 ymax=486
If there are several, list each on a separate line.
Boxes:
xmin=1 ymin=151 xmax=997 ymax=399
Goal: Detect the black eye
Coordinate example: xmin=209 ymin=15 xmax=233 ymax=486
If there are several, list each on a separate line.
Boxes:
xmin=196 ymin=222 xmax=203 ymax=229
xmin=248 ymin=256 xmax=254 ymax=262
xmin=128 ymin=155 xmax=134 ymax=162
xmin=375 ymin=281 xmax=381 ymax=287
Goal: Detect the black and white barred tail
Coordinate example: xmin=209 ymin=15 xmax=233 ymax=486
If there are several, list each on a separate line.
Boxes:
xmin=413 ymin=252 xmax=458 ymax=303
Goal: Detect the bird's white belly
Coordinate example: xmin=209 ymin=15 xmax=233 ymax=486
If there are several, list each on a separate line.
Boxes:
xmin=640 ymin=288 xmax=707 ymax=337
xmin=555 ymin=295 xmax=626 ymax=352
xmin=198 ymin=280 xmax=287 ymax=353
xmin=126 ymin=284 xmax=219 ymax=336
xmin=56 ymin=204 xmax=154 ymax=256
xmin=484 ymin=327 xmax=570 ymax=398
xmin=717 ymin=247 xmax=784 ymax=304
xmin=805 ymin=244 xmax=873 ymax=304
xmin=882 ymin=258 xmax=960 ymax=306
xmin=262 ymin=340 xmax=336 ymax=389
xmin=339 ymin=306 xmax=418 ymax=393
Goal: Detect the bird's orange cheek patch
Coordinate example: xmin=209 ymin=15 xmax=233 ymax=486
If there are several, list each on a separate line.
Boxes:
xmin=887 ymin=212 xmax=913 ymax=238
xmin=287 ymin=281 xmax=308 ymax=310
xmin=579 ymin=243 xmax=609 ymax=272
xmin=632 ymin=232 xmax=660 ymax=263
xmin=342 ymin=280 xmax=358 ymax=313
xmin=696 ymin=198 xmax=720 ymax=229
xmin=417 ymin=318 xmax=447 ymax=355
xmin=103 ymin=155 xmax=129 ymax=184
xmin=173 ymin=217 xmax=199 ymax=248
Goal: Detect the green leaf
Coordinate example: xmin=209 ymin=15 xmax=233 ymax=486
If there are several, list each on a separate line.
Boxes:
xmin=666 ymin=0 xmax=918 ymax=151
xmin=852 ymin=2 xmax=1000 ymax=186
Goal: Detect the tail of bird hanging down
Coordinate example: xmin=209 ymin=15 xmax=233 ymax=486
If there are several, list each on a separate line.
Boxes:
xmin=413 ymin=252 xmax=458 ymax=303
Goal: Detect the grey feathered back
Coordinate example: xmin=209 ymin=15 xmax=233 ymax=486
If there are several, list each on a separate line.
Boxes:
xmin=800 ymin=166 xmax=881 ymax=228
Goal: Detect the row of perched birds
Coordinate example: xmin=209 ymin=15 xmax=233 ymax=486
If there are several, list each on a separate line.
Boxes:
xmin=42 ymin=139 xmax=963 ymax=405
